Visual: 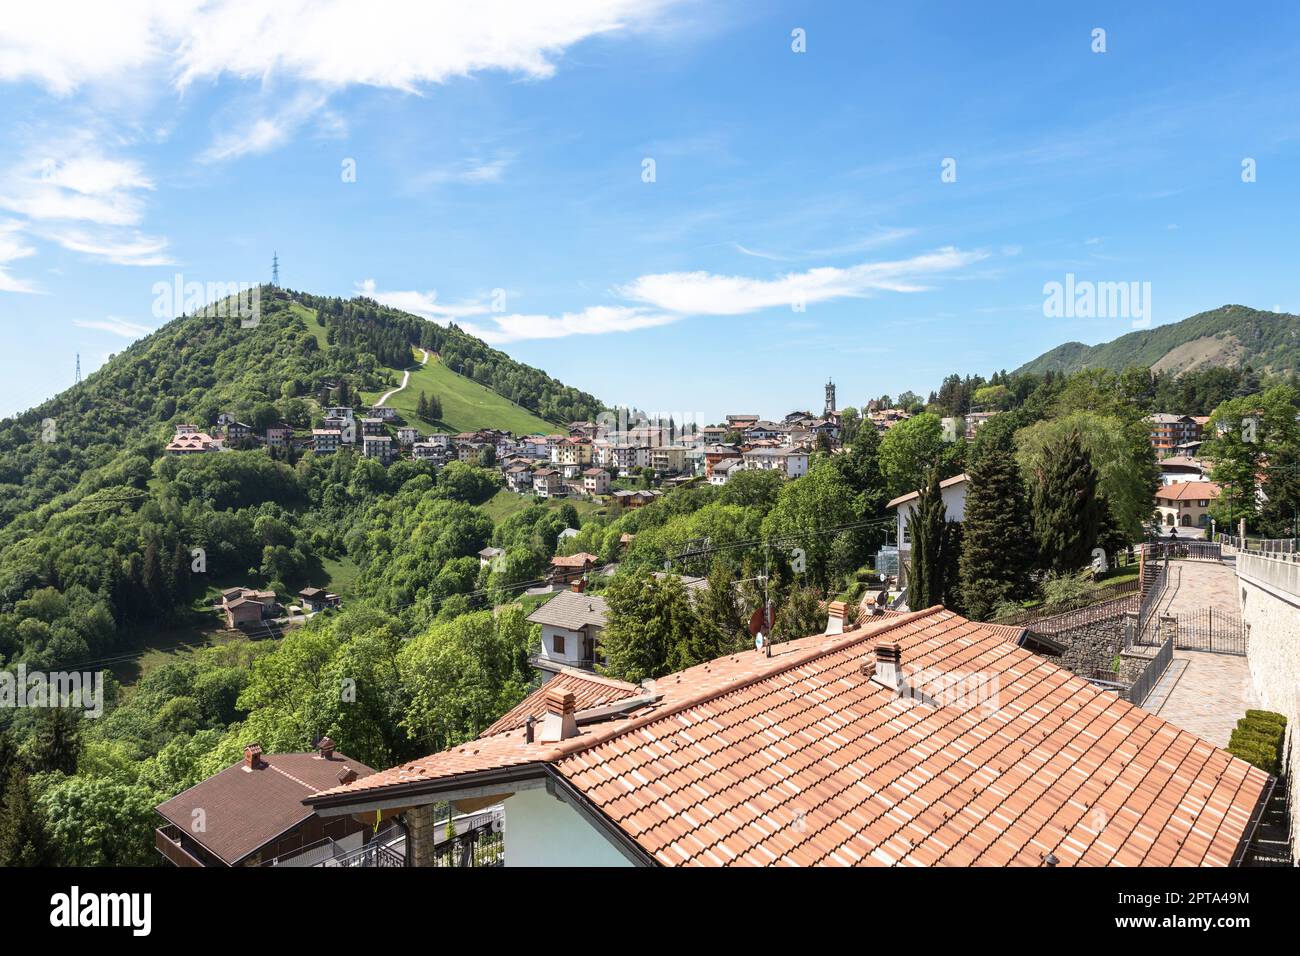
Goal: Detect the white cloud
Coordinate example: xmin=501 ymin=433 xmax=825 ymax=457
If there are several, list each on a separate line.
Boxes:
xmin=200 ymin=91 xmax=334 ymax=163
xmin=354 ymin=279 xmax=493 ymax=320
xmin=357 ymin=247 xmax=982 ymax=345
xmin=415 ymin=156 xmax=513 ymax=187
xmin=462 ymin=307 xmax=680 ymax=344
xmin=0 ymin=220 xmax=38 ymax=293
xmin=43 ymin=228 xmax=172 ymax=266
xmin=73 ymin=316 xmax=155 ymax=338
xmin=617 ymin=247 xmax=987 ymax=315
xmin=0 ymin=1 xmax=679 ymax=94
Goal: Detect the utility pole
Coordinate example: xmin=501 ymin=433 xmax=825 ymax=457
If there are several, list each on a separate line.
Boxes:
xmin=75 ymin=353 xmax=81 ymax=385
xmin=271 ymin=251 xmax=280 ymax=287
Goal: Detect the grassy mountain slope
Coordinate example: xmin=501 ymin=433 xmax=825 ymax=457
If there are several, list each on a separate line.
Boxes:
xmin=1015 ymin=305 xmax=1300 ymax=377
xmin=361 ymin=347 xmax=556 ymax=436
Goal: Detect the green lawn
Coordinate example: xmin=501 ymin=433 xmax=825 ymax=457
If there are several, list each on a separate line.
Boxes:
xmin=293 ymin=300 xmax=331 ymax=349
xmin=321 ymin=555 xmax=361 ymax=596
xmin=363 ymin=347 xmax=557 ymax=436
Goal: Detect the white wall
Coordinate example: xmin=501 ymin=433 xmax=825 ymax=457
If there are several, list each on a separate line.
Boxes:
xmin=1237 ymin=553 xmax=1300 ymax=863
xmin=896 ymin=480 xmax=968 ymax=547
xmin=503 ymin=787 xmax=634 ymax=867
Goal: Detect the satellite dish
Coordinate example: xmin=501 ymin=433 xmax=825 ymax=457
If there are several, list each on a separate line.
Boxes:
xmin=754 ymin=632 xmax=766 ymax=650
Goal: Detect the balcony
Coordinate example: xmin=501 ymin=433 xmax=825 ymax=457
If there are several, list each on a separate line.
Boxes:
xmin=155 ymin=825 xmax=208 ymax=867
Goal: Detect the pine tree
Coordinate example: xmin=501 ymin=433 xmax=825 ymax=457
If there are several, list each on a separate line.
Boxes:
xmin=1030 ymin=429 xmax=1101 ymax=575
xmin=959 ymin=430 xmax=1034 ymax=619
xmin=417 ymin=391 xmax=429 ymax=421
xmin=428 ymin=393 xmax=443 ymax=421
xmin=0 ymin=767 xmax=52 ymax=867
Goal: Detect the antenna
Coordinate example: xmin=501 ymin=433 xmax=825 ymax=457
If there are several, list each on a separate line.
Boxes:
xmin=75 ymin=353 xmax=81 ymax=385
xmin=271 ymin=251 xmax=280 ymax=287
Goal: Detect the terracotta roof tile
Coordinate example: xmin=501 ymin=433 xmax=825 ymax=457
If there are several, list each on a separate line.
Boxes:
xmin=308 ymin=608 xmax=1271 ymax=866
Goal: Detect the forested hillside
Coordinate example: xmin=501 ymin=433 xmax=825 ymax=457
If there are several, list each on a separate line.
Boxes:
xmin=1015 ymin=305 xmax=1300 ymax=377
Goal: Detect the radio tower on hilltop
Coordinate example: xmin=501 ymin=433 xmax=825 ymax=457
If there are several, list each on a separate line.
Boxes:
xmin=75 ymin=353 xmax=81 ymax=385
xmin=271 ymin=251 xmax=280 ymax=287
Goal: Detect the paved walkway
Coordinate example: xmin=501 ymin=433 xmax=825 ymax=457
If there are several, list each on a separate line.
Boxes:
xmin=1141 ymin=558 xmax=1255 ymax=747
xmin=1149 ymin=649 xmax=1257 ymax=747
xmin=1154 ymin=558 xmax=1238 ymax=617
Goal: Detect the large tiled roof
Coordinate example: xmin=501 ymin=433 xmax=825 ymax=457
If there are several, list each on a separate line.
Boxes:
xmin=307 ymin=608 xmax=1271 ymax=867
xmin=156 ymin=751 xmax=375 ymax=865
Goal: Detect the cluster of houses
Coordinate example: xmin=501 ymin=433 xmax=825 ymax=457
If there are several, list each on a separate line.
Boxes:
xmin=218 ymin=585 xmax=340 ymax=630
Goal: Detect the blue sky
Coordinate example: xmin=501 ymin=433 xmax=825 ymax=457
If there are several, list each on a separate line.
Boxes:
xmin=2 ymin=1 xmax=1299 ymax=422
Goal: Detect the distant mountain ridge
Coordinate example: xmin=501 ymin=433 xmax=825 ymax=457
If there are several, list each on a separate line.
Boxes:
xmin=1014 ymin=305 xmax=1300 ymax=377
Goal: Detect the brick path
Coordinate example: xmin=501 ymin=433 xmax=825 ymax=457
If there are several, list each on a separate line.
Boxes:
xmin=1140 ymin=557 xmax=1256 ymax=747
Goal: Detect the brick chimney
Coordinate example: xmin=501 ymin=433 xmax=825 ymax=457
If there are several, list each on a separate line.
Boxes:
xmin=570 ymin=577 xmax=586 ymax=593
xmin=870 ymin=642 xmax=903 ymax=693
xmin=537 ymin=687 xmax=579 ymax=743
xmin=243 ymin=743 xmax=263 ymax=770
xmin=825 ymin=600 xmax=849 ymax=635
xmin=317 ymin=736 xmax=335 ymax=760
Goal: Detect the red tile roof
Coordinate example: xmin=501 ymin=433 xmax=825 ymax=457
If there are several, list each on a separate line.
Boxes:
xmin=1157 ymin=481 xmax=1221 ymax=502
xmin=482 ymin=669 xmax=641 ymax=737
xmin=307 ymin=608 xmax=1270 ymax=867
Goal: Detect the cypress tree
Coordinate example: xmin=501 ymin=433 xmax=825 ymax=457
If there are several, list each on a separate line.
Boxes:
xmin=1030 ymin=429 xmax=1101 ymax=575
xmin=959 ymin=430 xmax=1034 ymax=619
xmin=906 ymin=468 xmax=951 ymax=609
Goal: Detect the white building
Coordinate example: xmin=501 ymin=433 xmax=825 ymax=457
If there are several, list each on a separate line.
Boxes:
xmin=886 ymin=473 xmax=969 ymax=563
xmin=526 ymin=589 xmax=608 ymax=674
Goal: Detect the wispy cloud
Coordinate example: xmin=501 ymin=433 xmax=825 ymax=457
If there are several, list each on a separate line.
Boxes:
xmin=462 ymin=306 xmax=680 ymax=344
xmin=73 ymin=316 xmax=155 ymax=338
xmin=0 ymin=220 xmax=38 ymax=293
xmin=618 ymin=247 xmax=987 ymax=315
xmin=414 ymin=156 xmax=514 ymax=187
xmin=43 ymin=228 xmax=171 ymax=266
xmin=359 ymin=246 xmax=984 ymax=345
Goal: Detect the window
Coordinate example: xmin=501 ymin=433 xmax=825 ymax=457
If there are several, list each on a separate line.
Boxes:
xmin=553 ymin=633 xmax=566 ymax=655
xmin=1199 ymin=499 xmax=1208 ymax=507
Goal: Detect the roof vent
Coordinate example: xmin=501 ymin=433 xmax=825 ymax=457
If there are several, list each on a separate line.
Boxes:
xmin=537 ymin=687 xmax=579 ymax=743
xmin=870 ymin=642 xmax=903 ymax=694
xmin=337 ymin=766 xmax=358 ymax=785
xmin=317 ymin=736 xmax=335 ymax=760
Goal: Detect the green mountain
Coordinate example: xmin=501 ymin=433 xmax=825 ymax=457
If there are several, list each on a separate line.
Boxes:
xmin=0 ymin=287 xmax=602 ymax=527
xmin=1014 ymin=305 xmax=1300 ymax=377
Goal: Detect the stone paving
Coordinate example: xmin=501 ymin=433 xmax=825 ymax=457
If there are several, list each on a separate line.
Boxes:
xmin=1141 ymin=557 xmax=1257 ymax=747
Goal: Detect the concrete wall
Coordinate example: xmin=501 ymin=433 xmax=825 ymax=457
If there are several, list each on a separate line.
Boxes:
xmin=1236 ymin=552 xmax=1300 ymax=861
xmin=503 ymin=787 xmax=634 ymax=867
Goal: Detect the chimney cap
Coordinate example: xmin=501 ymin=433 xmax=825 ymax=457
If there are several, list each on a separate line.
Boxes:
xmin=317 ymin=735 xmax=336 ymax=756
xmin=544 ymin=687 xmax=577 ymax=715
xmin=337 ymin=766 xmax=358 ymax=785
xmin=244 ymin=742 xmax=263 ymax=757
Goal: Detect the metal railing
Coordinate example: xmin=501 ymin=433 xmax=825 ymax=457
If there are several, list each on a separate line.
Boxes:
xmin=991 ymin=579 xmax=1139 ymax=629
xmin=1143 ymin=540 xmax=1222 ymax=562
xmin=1123 ymin=637 xmax=1173 ymax=706
xmin=1130 ymin=553 xmax=1169 ymax=648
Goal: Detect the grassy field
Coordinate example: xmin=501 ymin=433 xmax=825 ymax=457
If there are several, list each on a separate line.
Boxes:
xmin=363 ymin=347 xmax=557 ymax=437
xmin=321 ymin=555 xmax=362 ymax=596
xmin=293 ymin=300 xmax=331 ymax=349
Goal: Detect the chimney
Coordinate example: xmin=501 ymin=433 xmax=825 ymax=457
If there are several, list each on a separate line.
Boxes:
xmin=870 ymin=642 xmax=903 ymax=693
xmin=825 ymin=601 xmax=848 ymax=635
xmin=317 ymin=736 xmax=335 ymax=760
xmin=243 ymin=743 xmax=263 ymax=770
xmin=571 ymin=577 xmax=586 ymax=593
xmin=537 ymin=688 xmax=579 ymax=743
xmin=337 ymin=766 xmax=358 ymax=785
xmin=524 ymin=715 xmax=536 ymax=744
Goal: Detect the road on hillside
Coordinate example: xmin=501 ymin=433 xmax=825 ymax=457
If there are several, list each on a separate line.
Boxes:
xmin=375 ymin=347 xmax=429 ymax=407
